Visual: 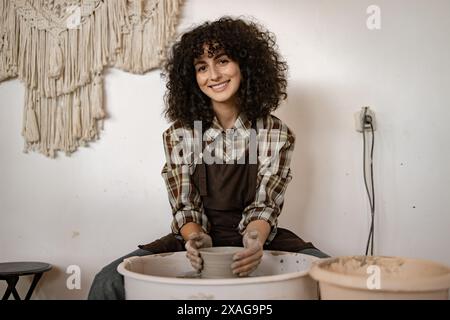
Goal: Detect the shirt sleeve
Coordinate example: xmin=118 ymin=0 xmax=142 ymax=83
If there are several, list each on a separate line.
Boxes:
xmin=161 ymin=125 xmax=210 ymax=235
xmin=239 ymin=118 xmax=295 ymax=243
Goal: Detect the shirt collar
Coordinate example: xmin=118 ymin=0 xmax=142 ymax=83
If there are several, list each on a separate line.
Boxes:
xmin=204 ymin=112 xmax=252 ymax=141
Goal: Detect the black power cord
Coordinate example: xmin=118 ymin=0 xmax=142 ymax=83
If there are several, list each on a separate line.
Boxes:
xmin=362 ymin=107 xmax=376 ymax=256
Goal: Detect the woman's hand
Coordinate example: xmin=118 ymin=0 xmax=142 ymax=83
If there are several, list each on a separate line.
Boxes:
xmin=231 ymin=230 xmax=264 ymax=277
xmin=232 ymin=220 xmax=270 ymax=276
xmin=185 ymin=232 xmax=212 ymax=271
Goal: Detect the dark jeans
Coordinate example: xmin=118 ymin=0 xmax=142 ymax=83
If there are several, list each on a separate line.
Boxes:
xmin=87 ymin=248 xmax=329 ymax=300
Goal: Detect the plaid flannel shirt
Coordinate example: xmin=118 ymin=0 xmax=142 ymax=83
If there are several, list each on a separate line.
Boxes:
xmin=161 ymin=112 xmax=295 ymax=243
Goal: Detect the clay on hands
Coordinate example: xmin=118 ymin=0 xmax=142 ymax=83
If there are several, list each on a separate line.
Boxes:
xmin=231 ymin=230 xmax=264 ymax=276
xmin=185 ymin=232 xmax=213 ymax=271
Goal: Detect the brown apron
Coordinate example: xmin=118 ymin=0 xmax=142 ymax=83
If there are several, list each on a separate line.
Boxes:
xmin=139 ymin=125 xmax=315 ymax=253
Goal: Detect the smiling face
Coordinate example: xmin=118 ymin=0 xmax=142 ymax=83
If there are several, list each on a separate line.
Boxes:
xmin=194 ymin=46 xmax=242 ymax=108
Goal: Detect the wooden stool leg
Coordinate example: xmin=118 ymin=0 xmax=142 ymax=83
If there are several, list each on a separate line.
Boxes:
xmin=2 ymin=276 xmax=20 ymax=300
xmin=24 ymin=273 xmax=43 ymax=300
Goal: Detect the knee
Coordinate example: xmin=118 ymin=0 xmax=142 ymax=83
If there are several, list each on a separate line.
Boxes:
xmin=88 ymin=268 xmax=124 ymax=300
xmin=299 ymin=248 xmax=330 ymax=259
xmin=87 ymin=250 xmax=150 ymax=300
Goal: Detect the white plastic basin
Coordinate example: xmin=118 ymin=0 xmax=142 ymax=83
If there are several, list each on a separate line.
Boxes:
xmin=309 ymin=255 xmax=450 ymax=300
xmin=117 ymin=250 xmax=319 ymax=300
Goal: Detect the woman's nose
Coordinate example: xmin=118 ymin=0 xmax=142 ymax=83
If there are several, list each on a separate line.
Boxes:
xmin=209 ymin=65 xmax=222 ymax=81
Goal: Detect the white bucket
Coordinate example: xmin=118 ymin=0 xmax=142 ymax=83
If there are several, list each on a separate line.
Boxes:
xmin=117 ymin=250 xmax=319 ymax=300
xmin=309 ymin=256 xmax=450 ymax=300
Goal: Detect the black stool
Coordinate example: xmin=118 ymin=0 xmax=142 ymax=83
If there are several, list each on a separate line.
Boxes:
xmin=0 ymin=262 xmax=52 ymax=300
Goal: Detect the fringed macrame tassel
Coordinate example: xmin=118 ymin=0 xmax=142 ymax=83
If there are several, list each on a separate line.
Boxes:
xmin=3 ymin=0 xmax=183 ymax=158
xmin=48 ymin=39 xmax=64 ymax=79
xmin=73 ymin=92 xmax=82 ymax=139
xmin=91 ymin=74 xmax=105 ymax=119
xmin=23 ymin=89 xmax=40 ymax=142
xmin=24 ymin=107 xmax=40 ymax=143
xmin=0 ymin=32 xmax=11 ymax=81
xmin=115 ymin=0 xmax=183 ymax=73
xmin=132 ymin=26 xmax=144 ymax=74
xmin=54 ymin=102 xmax=64 ymax=149
xmin=0 ymin=0 xmax=18 ymax=82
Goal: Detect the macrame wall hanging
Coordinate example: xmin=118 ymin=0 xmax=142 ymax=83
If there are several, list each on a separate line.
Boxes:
xmin=0 ymin=0 xmax=183 ymax=157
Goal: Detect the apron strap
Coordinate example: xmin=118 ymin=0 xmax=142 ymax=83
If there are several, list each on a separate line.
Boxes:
xmin=197 ymin=122 xmax=208 ymax=197
xmin=247 ymin=163 xmax=257 ymax=200
xmin=198 ymin=161 xmax=208 ymax=196
xmin=246 ymin=119 xmax=258 ymax=203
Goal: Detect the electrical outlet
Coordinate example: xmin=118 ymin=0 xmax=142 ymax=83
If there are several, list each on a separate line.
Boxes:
xmin=355 ymin=107 xmax=376 ymax=132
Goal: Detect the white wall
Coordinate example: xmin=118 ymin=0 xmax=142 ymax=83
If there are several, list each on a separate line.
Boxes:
xmin=1 ymin=0 xmax=449 ymax=299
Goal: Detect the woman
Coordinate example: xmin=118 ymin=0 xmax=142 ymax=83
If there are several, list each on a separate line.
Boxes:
xmin=88 ymin=17 xmax=328 ymax=300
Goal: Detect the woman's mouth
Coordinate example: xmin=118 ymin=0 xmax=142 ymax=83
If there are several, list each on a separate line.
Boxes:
xmin=209 ymin=80 xmax=230 ymax=92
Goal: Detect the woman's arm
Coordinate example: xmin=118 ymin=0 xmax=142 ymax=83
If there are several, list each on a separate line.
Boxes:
xmin=244 ymin=220 xmax=271 ymax=244
xmin=180 ymin=222 xmax=206 ymax=241
xmin=240 ymin=116 xmax=296 ymax=244
xmin=161 ymin=123 xmax=210 ymax=236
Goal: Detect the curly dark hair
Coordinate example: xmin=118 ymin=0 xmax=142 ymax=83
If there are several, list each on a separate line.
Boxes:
xmin=162 ymin=16 xmax=288 ymax=129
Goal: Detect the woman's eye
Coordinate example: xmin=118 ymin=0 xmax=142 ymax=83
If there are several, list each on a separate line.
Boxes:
xmin=197 ymin=65 xmax=207 ymax=72
xmin=219 ymin=59 xmax=229 ymax=64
